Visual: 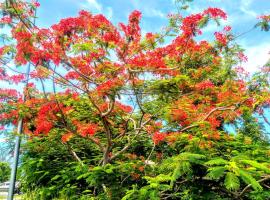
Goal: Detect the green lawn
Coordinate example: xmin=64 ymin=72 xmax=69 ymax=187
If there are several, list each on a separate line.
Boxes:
xmin=0 ymin=195 xmax=21 ymax=200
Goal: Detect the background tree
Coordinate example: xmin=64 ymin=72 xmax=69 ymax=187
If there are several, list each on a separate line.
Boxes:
xmin=0 ymin=161 xmax=11 ymax=182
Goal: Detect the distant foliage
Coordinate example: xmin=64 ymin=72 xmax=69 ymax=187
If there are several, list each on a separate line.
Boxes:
xmin=0 ymin=161 xmax=11 ymax=182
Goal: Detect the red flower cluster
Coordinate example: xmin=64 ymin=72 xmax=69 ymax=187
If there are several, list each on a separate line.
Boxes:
xmin=32 ymin=0 xmax=40 ymax=7
xmin=152 ymin=132 xmax=167 ymax=144
xmin=181 ymin=13 xmax=204 ymax=37
xmin=96 ymin=78 xmax=124 ymax=96
xmin=34 ymin=102 xmax=63 ymax=135
xmin=119 ymin=10 xmax=142 ymax=42
xmin=195 ymin=80 xmax=215 ymax=90
xmin=207 ymin=117 xmax=221 ymax=129
xmin=223 ymin=26 xmax=232 ymax=32
xmin=172 ymin=108 xmax=188 ymax=121
xmin=204 ymin=8 xmax=227 ymax=20
xmin=237 ymin=52 xmax=248 ymax=62
xmin=115 ymin=102 xmax=133 ymax=113
xmin=0 ymin=16 xmax=12 ymax=24
xmin=78 ymin=123 xmax=98 ymax=137
xmin=214 ymin=32 xmax=227 ymax=46
xmin=65 ymin=71 xmax=80 ymax=80
xmin=61 ymin=132 xmax=73 ymax=143
xmin=258 ymin=15 xmax=270 ymax=22
xmin=0 ymin=89 xmax=19 ymax=101
xmin=35 ymin=121 xmax=53 ymax=135
xmin=9 ymin=74 xmax=25 ymax=84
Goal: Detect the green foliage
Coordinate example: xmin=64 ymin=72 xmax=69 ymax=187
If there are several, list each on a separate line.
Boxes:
xmin=224 ymin=172 xmax=240 ymax=191
xmin=0 ymin=161 xmax=11 ymax=182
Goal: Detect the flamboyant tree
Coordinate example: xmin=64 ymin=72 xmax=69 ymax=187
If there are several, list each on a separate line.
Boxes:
xmin=0 ymin=0 xmax=270 ymax=199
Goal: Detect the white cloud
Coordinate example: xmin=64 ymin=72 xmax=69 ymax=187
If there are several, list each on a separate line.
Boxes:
xmin=79 ymin=0 xmax=102 ymax=12
xmin=149 ymin=9 xmax=166 ymax=18
xmin=243 ymin=43 xmax=270 ymax=72
xmin=85 ymin=0 xmax=102 ymax=12
xmin=78 ymin=0 xmax=113 ymax=19
xmin=240 ymin=0 xmax=257 ymax=17
xmin=106 ymin=7 xmax=113 ymax=20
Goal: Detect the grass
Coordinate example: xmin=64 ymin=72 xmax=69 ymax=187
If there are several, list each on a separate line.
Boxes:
xmin=0 ymin=195 xmax=21 ymax=200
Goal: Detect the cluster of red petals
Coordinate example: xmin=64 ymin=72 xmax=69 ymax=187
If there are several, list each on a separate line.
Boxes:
xmin=214 ymin=32 xmax=227 ymax=46
xmin=258 ymin=15 xmax=270 ymax=22
xmin=127 ymin=49 xmax=168 ymax=72
xmin=34 ymin=102 xmax=63 ymax=135
xmin=234 ymin=66 xmax=249 ymax=77
xmin=0 ymin=16 xmax=12 ymax=24
xmin=195 ymin=80 xmax=215 ymax=90
xmin=35 ymin=121 xmax=53 ymax=135
xmin=65 ymin=71 xmax=80 ymax=80
xmin=237 ymin=52 xmax=248 ymax=62
xmin=115 ymin=102 xmax=133 ymax=113
xmin=181 ymin=13 xmax=204 ymax=37
xmin=32 ymin=0 xmax=40 ymax=8
xmin=0 ymin=46 xmax=7 ymax=56
xmin=119 ymin=10 xmax=142 ymax=42
xmin=61 ymin=132 xmax=73 ymax=143
xmin=223 ymin=26 xmax=232 ymax=32
xmin=0 ymin=89 xmax=19 ymax=100
xmin=172 ymin=108 xmax=188 ymax=123
xmin=245 ymin=98 xmax=255 ymax=108
xmin=152 ymin=132 xmax=167 ymax=145
xmin=96 ymin=78 xmax=124 ymax=96
xmin=9 ymin=74 xmax=25 ymax=84
xmin=207 ymin=117 xmax=221 ymax=129
xmin=77 ymin=123 xmax=98 ymax=137
xmin=204 ymin=7 xmax=227 ymax=20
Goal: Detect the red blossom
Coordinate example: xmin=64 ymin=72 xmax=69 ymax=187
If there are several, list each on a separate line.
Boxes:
xmin=119 ymin=10 xmax=142 ymax=41
xmin=223 ymin=26 xmax=232 ymax=32
xmin=258 ymin=15 xmax=270 ymax=22
xmin=214 ymin=32 xmax=227 ymax=46
xmin=195 ymin=80 xmax=215 ymax=90
xmin=35 ymin=120 xmax=53 ymax=135
xmin=65 ymin=71 xmax=80 ymax=80
xmin=207 ymin=117 xmax=221 ymax=129
xmin=245 ymin=98 xmax=254 ymax=107
xmin=61 ymin=132 xmax=73 ymax=143
xmin=172 ymin=109 xmax=188 ymax=121
xmin=0 ymin=46 xmax=7 ymax=56
xmin=181 ymin=13 xmax=204 ymax=37
xmin=0 ymin=125 xmax=5 ymax=131
xmin=79 ymin=123 xmax=98 ymax=137
xmin=152 ymin=132 xmax=166 ymax=144
xmin=32 ymin=0 xmax=40 ymax=7
xmin=115 ymin=102 xmax=133 ymax=113
xmin=237 ymin=52 xmax=248 ymax=62
xmin=9 ymin=74 xmax=25 ymax=84
xmin=204 ymin=8 xmax=227 ymax=20
xmin=0 ymin=16 xmax=12 ymax=24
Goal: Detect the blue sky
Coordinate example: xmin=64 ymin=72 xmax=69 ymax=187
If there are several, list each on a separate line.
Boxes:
xmin=33 ymin=0 xmax=270 ymax=73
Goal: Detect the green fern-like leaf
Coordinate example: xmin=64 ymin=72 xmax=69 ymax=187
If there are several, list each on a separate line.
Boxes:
xmin=177 ymin=152 xmax=206 ymax=162
xmin=241 ymin=160 xmax=270 ymax=173
xmin=205 ymin=158 xmax=228 ymax=166
xmin=224 ymin=172 xmax=240 ymax=191
xmin=170 ymin=161 xmax=191 ymax=186
xmin=145 ymin=174 xmax=172 ymax=184
xmin=206 ymin=166 xmax=227 ymax=180
xmin=239 ymin=169 xmax=262 ymax=191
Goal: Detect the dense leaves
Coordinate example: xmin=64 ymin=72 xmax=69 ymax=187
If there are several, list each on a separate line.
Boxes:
xmin=0 ymin=161 xmax=11 ymax=182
